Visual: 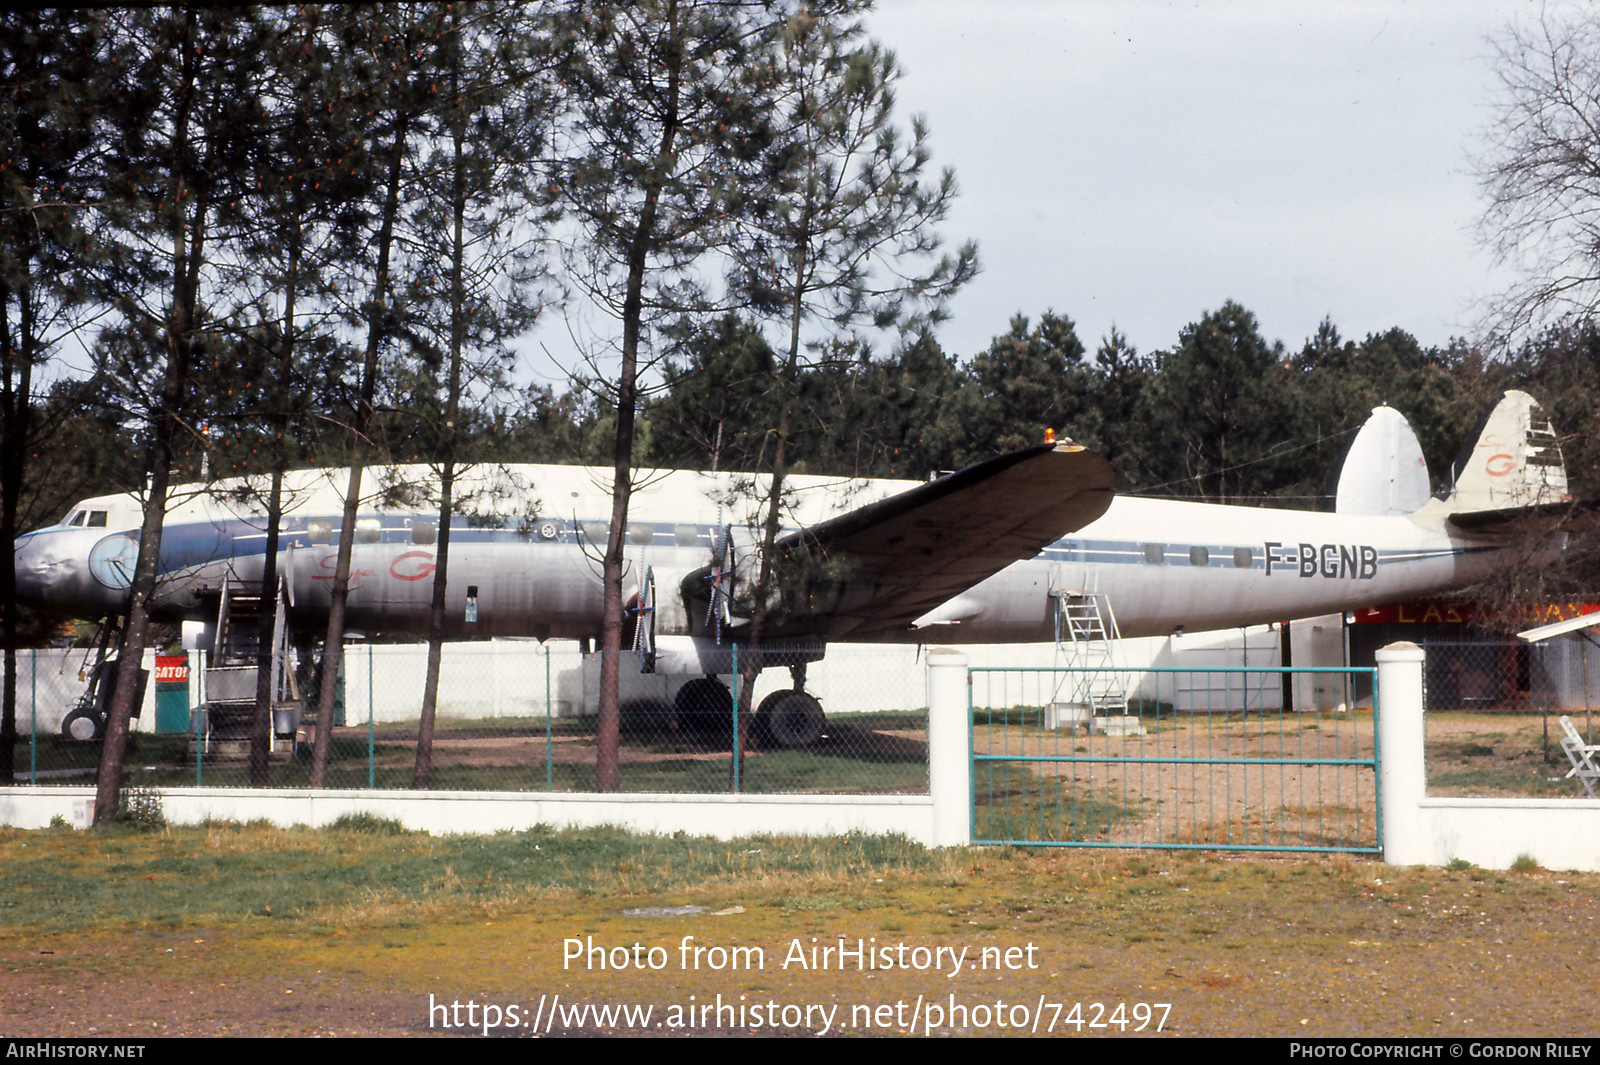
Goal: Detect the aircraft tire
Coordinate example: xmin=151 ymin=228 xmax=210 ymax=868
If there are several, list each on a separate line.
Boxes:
xmin=674 ymin=678 xmax=732 ymax=736
xmin=61 ymin=704 xmax=104 ymax=742
xmin=755 ymin=690 xmax=825 ymax=748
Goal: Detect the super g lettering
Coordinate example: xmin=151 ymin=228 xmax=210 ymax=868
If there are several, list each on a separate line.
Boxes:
xmin=1263 ymin=541 xmax=1376 ymax=580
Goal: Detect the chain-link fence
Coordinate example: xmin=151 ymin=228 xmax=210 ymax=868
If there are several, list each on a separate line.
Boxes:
xmin=5 ymin=642 xmax=928 ymax=795
xmin=1418 ymin=637 xmax=1600 ymax=797
xmin=20 ymin=632 xmax=1599 ymax=801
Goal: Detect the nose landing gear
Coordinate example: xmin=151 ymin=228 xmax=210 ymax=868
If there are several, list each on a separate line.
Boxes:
xmin=58 ymin=621 xmax=142 ymax=742
xmin=61 ymin=699 xmax=105 ymax=742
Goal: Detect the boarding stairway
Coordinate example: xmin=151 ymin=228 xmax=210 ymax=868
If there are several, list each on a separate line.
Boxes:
xmin=195 ymin=574 xmax=300 ymax=759
xmin=1050 ymin=591 xmax=1131 ymax=730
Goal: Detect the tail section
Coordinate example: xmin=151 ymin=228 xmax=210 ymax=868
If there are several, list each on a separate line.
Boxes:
xmin=1335 ymin=391 xmax=1579 ymax=535
xmin=1443 ymin=390 xmax=1568 ymax=513
xmin=1334 ymin=404 xmax=1431 ymax=517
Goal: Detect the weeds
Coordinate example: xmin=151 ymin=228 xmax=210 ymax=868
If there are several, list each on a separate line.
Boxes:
xmin=113 ymin=785 xmax=165 ymax=832
xmin=328 ymin=812 xmax=411 ymax=836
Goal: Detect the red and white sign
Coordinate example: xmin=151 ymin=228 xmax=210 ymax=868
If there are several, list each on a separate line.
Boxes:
xmin=154 ymin=655 xmax=189 ymax=684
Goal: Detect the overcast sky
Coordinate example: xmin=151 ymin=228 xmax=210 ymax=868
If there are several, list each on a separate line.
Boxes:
xmin=860 ymin=0 xmax=1537 ymax=361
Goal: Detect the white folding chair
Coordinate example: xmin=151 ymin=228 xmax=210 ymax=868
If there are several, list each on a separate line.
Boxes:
xmin=1558 ymin=716 xmax=1600 ymax=798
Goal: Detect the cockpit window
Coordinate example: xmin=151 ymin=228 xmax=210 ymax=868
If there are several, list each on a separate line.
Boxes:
xmin=86 ymin=511 xmax=107 ymax=528
xmin=67 ymin=511 xmax=85 ymax=527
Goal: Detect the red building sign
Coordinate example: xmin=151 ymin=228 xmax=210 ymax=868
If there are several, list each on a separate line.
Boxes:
xmin=154 ymin=655 xmax=189 ymax=685
xmin=1352 ymin=601 xmax=1600 ymax=626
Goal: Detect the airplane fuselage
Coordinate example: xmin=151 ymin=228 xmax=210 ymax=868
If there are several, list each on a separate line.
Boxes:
xmin=12 ymin=463 xmax=1547 ymax=646
xmin=930 ymin=495 xmax=1530 ymax=640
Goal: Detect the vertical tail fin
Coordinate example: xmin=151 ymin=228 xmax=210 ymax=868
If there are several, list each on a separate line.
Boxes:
xmin=1442 ymin=390 xmax=1568 ymax=512
xmin=1334 ymin=405 xmax=1431 ymax=517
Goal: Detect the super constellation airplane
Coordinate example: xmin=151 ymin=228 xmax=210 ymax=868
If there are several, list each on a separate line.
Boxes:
xmin=10 ymin=390 xmax=1579 ymax=743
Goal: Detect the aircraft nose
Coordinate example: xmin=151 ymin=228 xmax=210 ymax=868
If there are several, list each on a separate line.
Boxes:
xmin=15 ymin=528 xmax=134 ymax=618
xmin=13 ymin=530 xmax=75 ymax=610
xmin=14 ymin=532 xmax=50 ymax=606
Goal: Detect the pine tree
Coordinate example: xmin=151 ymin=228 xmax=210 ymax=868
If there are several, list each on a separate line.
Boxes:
xmin=648 ymin=315 xmax=782 ymax=472
xmin=227 ymin=5 xmax=373 ymax=786
xmin=718 ymin=5 xmax=975 ymax=765
xmin=555 ymin=0 xmax=779 ymax=791
xmin=962 ymin=312 xmax=1089 ymax=461
xmin=1138 ymin=301 xmax=1292 ymax=505
xmin=1081 ymin=325 xmax=1150 ymax=490
xmin=0 ymin=9 xmax=109 ymax=782
xmin=306 ymin=3 xmax=443 ymax=789
xmin=401 ymin=1 xmax=555 ymax=788
xmin=90 ymin=6 xmax=278 ymax=824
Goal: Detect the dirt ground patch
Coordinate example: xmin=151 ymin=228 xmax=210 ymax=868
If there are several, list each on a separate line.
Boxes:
xmin=0 ymin=929 xmax=425 ymax=1037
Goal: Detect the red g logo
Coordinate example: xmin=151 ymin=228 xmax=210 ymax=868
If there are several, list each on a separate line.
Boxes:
xmin=389 ymin=551 xmax=437 ymax=581
xmin=1484 ymin=453 xmax=1516 ymax=477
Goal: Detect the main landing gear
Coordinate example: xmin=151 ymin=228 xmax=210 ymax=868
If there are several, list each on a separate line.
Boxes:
xmin=670 ymin=662 xmax=825 ymax=748
xmin=754 ymin=689 xmax=825 ymax=748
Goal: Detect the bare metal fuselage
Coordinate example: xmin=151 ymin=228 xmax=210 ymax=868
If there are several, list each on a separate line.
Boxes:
xmin=12 ymin=463 xmax=1546 ymax=648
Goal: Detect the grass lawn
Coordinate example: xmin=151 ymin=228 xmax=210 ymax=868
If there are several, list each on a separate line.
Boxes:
xmin=1 ymin=818 xmax=1596 ymax=1037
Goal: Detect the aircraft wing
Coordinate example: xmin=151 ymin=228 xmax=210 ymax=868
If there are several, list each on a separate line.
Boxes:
xmin=681 ymin=442 xmax=1115 ymax=641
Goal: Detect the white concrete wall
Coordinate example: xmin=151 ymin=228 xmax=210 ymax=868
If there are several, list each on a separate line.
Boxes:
xmin=1403 ymin=799 xmax=1600 ymax=870
xmin=0 ymin=785 xmax=935 ymax=843
xmin=303 ymin=630 xmax=1317 ymax=725
xmin=329 ymin=640 xmax=935 ymax=725
xmin=1151 ymin=625 xmax=1283 ymax=712
xmin=340 ymin=640 xmax=580 ymax=723
xmin=1290 ymin=613 xmax=1352 ymax=712
xmin=1379 ymin=642 xmax=1600 ymax=871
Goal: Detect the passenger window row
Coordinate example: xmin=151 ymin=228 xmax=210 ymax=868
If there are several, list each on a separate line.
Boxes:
xmin=1142 ymin=544 xmax=1255 ymax=568
xmin=299 ymin=518 xmax=709 ymax=547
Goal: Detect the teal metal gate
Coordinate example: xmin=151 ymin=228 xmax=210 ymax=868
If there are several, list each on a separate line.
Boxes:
xmin=970 ymin=666 xmax=1381 ymax=853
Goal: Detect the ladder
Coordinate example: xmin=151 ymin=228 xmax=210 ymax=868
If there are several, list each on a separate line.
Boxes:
xmin=1051 ymin=591 xmax=1128 ymax=723
xmin=198 ymin=573 xmax=299 ymax=756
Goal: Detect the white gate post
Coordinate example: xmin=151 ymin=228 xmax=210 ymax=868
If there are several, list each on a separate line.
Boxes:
xmin=927 ymin=648 xmax=972 ymax=846
xmin=1375 ymin=641 xmax=1427 ymax=865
